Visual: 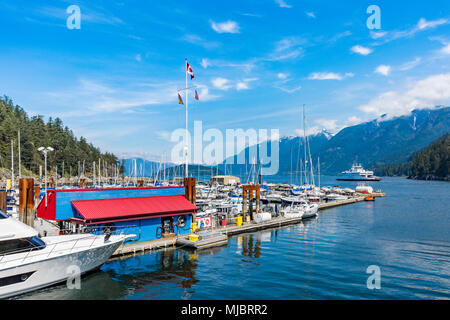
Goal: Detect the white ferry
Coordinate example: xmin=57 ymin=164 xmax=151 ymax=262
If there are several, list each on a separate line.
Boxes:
xmin=337 ymin=163 xmax=382 ymax=181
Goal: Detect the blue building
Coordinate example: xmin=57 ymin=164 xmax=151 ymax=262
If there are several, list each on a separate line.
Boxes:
xmin=37 ymin=186 xmax=197 ymax=243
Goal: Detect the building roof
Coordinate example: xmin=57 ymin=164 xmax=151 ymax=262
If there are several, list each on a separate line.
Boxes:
xmin=71 ymin=195 xmax=197 ymax=225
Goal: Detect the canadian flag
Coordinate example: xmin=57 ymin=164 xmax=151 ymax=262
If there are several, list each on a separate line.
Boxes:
xmin=186 ymin=61 xmax=194 ymax=79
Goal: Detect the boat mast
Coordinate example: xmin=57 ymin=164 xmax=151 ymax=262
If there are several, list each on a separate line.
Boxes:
xmin=18 ymin=130 xmax=21 ymax=180
xmin=302 ymin=105 xmax=308 ymax=186
xmin=11 ymin=139 xmax=14 ymax=189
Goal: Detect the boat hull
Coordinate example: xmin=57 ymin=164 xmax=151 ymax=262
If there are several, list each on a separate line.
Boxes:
xmin=0 ymin=237 xmax=125 ymax=299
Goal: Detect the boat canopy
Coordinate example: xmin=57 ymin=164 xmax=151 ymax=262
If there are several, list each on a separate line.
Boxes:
xmin=0 ymin=216 xmax=38 ymax=242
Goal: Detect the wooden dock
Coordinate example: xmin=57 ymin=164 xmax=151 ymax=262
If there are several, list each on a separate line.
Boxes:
xmin=110 ymin=192 xmax=386 ymax=259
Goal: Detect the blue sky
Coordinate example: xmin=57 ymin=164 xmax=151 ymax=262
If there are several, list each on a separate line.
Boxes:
xmin=1 ymin=0 xmax=449 ymax=162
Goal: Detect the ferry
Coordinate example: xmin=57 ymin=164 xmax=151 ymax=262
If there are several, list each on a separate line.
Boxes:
xmin=337 ymin=163 xmax=382 ymax=181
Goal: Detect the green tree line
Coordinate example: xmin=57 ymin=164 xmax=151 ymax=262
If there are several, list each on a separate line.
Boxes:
xmin=0 ymin=96 xmax=119 ymax=178
xmin=374 ymin=133 xmax=449 ymax=180
xmin=410 ymin=134 xmax=449 ymax=180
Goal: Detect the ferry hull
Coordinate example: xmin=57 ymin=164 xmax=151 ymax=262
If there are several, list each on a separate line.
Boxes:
xmin=336 ymin=177 xmax=382 ymax=181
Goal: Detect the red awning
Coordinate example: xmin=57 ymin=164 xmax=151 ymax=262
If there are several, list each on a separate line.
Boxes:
xmin=71 ymin=195 xmax=197 ymax=225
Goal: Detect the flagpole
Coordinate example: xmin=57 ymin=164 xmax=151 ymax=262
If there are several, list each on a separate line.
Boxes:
xmin=185 ymin=58 xmax=189 ymax=178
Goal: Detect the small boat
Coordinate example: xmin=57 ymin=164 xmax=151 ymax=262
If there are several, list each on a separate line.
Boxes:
xmin=365 ymin=196 xmax=375 ymax=201
xmin=0 ymin=211 xmax=133 ymax=299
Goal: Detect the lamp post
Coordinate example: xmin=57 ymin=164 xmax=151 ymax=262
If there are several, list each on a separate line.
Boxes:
xmin=38 ymin=147 xmax=54 ymax=207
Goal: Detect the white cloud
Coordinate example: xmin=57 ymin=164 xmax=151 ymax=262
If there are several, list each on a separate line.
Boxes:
xmin=314 ymin=118 xmax=340 ymax=131
xmin=399 ymin=57 xmax=422 ymax=71
xmin=276 ymin=85 xmax=302 ymax=93
xmin=277 ymin=73 xmax=289 ymax=79
xmin=346 ymin=116 xmax=364 ymax=126
xmin=135 ymin=54 xmax=142 ymax=62
xmin=201 ymin=58 xmax=210 ymax=69
xmin=212 ymin=77 xmax=232 ymax=90
xmin=351 ymin=45 xmax=373 ymax=56
xmin=236 ymin=82 xmax=249 ymax=90
xmin=440 ymin=43 xmax=450 ymax=55
xmin=370 ymin=31 xmax=387 ymax=39
xmin=306 ymin=12 xmax=316 ymax=18
xmin=210 ymin=20 xmax=240 ymax=34
xmin=374 ymin=18 xmax=449 ymax=45
xmin=269 ymin=37 xmax=304 ymax=60
xmin=181 ymin=34 xmax=220 ymax=49
xmin=375 ymin=65 xmax=391 ymax=76
xmin=275 ymin=0 xmax=292 ymax=8
xmin=358 ymin=73 xmax=450 ymax=118
xmin=417 ymin=18 xmax=448 ymax=30
xmin=308 ymin=72 xmax=354 ymax=80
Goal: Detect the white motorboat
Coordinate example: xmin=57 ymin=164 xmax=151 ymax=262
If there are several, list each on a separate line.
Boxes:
xmin=0 ymin=212 xmax=133 ymax=299
xmin=281 ymin=204 xmax=304 ymax=219
xmin=281 ymin=199 xmax=318 ymax=219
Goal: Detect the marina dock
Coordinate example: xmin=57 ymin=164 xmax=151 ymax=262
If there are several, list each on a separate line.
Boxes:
xmin=110 ymin=192 xmax=386 ymax=258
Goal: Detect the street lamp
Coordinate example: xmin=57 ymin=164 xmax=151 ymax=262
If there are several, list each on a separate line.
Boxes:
xmin=38 ymin=147 xmax=54 ymax=207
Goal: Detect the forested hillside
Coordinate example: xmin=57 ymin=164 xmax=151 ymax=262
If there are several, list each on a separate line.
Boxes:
xmin=0 ymin=96 xmax=118 ymax=178
xmin=410 ymin=134 xmax=449 ymax=180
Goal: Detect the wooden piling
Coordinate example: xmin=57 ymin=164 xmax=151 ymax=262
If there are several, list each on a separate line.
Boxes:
xmin=19 ymin=178 xmax=35 ymax=227
xmin=0 ymin=190 xmax=6 ymax=213
xmin=184 ymin=178 xmax=196 ymax=204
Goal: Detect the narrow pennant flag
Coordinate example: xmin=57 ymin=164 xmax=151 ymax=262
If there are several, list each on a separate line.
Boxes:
xmin=195 ymin=90 xmax=199 ymax=100
xmin=186 ymin=61 xmax=194 ymax=79
xmin=178 ymin=93 xmax=184 ymax=104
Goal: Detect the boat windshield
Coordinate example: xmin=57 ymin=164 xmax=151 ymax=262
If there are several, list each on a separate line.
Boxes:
xmin=0 ymin=211 xmax=8 ymax=219
xmin=0 ymin=236 xmax=46 ymax=256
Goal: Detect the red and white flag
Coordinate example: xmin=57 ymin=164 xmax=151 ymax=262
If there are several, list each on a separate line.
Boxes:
xmin=186 ymin=61 xmax=194 ymax=79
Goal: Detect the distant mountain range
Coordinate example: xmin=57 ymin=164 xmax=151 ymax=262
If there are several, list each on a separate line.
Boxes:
xmin=221 ymin=107 xmax=450 ymax=175
xmin=122 ymin=107 xmax=449 ymax=177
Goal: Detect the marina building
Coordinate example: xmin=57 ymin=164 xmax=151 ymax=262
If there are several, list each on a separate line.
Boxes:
xmin=36 ymin=186 xmax=197 ymax=243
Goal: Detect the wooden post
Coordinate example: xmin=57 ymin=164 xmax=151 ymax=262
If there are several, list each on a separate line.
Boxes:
xmin=80 ymin=178 xmax=85 ymax=188
xmin=19 ymin=178 xmax=27 ymax=223
xmin=19 ymin=178 xmax=35 ymax=226
xmin=0 ymin=190 xmax=6 ymax=213
xmin=26 ymin=179 xmax=35 ymax=227
xmin=242 ymin=185 xmax=260 ymax=222
xmin=137 ymin=179 xmax=144 ymax=187
xmin=34 ymin=186 xmax=40 ymax=209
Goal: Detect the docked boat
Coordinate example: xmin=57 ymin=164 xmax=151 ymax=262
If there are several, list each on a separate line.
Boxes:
xmin=0 ymin=211 xmax=133 ymax=299
xmin=326 ymin=193 xmax=348 ymax=201
xmin=337 ymin=163 xmax=382 ymax=181
xmin=280 ymin=204 xmax=304 ymax=219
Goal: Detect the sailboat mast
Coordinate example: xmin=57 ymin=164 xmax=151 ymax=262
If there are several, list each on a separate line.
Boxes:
xmin=11 ymin=139 xmax=14 ymax=189
xmin=18 ymin=130 xmax=21 ymax=179
xmin=303 ymin=105 xmax=308 ymax=186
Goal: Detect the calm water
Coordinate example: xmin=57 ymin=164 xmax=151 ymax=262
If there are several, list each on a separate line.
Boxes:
xmin=17 ymin=177 xmax=450 ymax=300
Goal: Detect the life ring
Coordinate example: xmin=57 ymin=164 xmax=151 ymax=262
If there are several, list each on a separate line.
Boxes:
xmin=177 ymin=215 xmax=186 ymax=228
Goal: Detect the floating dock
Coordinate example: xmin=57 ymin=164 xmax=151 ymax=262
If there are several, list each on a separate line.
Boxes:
xmin=176 ymin=231 xmax=228 ymax=250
